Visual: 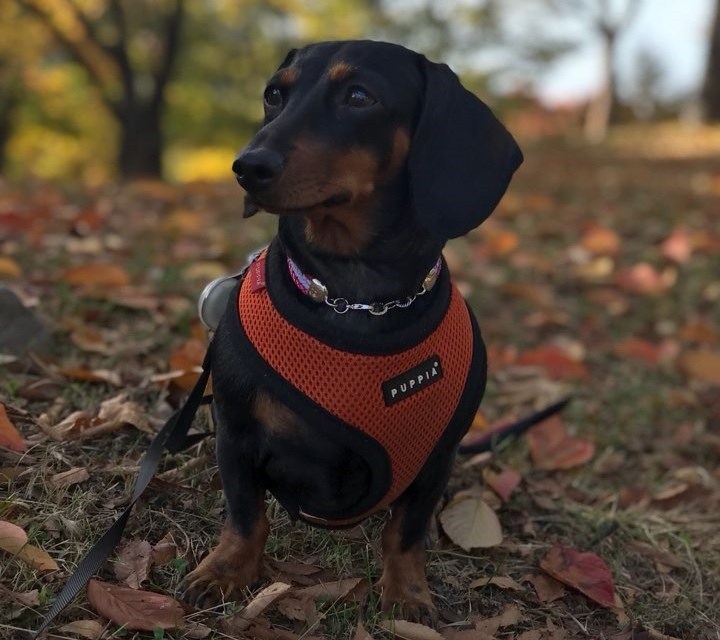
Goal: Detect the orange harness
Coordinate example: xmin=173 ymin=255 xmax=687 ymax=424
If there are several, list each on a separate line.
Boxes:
xmin=228 ymin=244 xmax=485 ymax=525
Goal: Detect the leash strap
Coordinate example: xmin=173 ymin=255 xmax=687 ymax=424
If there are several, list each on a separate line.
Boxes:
xmin=35 ymin=350 xmax=213 ymax=636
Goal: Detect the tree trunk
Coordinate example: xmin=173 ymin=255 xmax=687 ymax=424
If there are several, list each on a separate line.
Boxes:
xmin=118 ymin=102 xmax=163 ymax=179
xmin=584 ymin=26 xmax=617 ymax=142
xmin=702 ymin=0 xmax=720 ymax=122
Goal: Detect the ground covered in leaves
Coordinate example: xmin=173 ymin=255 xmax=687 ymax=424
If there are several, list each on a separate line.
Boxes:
xmin=1 ymin=124 xmax=719 ymax=640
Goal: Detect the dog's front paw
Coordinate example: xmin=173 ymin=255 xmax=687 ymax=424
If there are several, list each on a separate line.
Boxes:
xmin=378 ymin=571 xmax=437 ymax=626
xmin=181 ymin=523 xmax=267 ymax=609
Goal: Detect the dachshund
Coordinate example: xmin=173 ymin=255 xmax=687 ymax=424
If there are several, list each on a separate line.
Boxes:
xmin=183 ymin=39 xmax=523 ymax=623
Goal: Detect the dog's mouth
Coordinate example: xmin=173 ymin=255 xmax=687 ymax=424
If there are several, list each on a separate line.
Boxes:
xmin=243 ymin=192 xmax=352 ymax=218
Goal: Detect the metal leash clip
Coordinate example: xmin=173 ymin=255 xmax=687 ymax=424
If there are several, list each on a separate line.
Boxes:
xmin=197 ymin=246 xmax=266 ymax=331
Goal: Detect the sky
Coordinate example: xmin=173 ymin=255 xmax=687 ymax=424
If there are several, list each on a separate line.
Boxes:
xmin=535 ymin=0 xmax=716 ymax=105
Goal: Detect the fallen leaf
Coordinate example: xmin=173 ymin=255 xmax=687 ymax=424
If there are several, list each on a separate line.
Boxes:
xmin=379 ymin=619 xmax=444 ymax=640
xmin=168 ymin=338 xmax=207 ymax=392
xmin=299 ymin=576 xmax=367 ymax=603
xmin=0 ymin=256 xmax=22 ymax=278
xmin=225 ymin=582 xmax=291 ymax=632
xmin=57 ymin=367 xmax=122 ymax=386
xmin=528 ymin=417 xmax=595 ymax=470
xmin=61 ymin=263 xmax=131 ymax=288
xmin=475 ymin=603 xmax=521 ymax=635
xmin=70 ymin=327 xmax=119 ymax=356
xmin=115 ymin=539 xmax=153 ymax=589
xmin=540 ymin=545 xmax=616 ymax=608
xmin=516 ymin=345 xmax=589 ymax=380
xmin=276 ymin=595 xmax=317 ymax=623
xmin=661 ymin=228 xmax=692 ymax=264
xmin=678 ymin=350 xmax=720 ymax=385
xmin=86 ymin=579 xmax=185 ymax=630
xmin=353 ymin=620 xmax=374 ymax=640
xmin=50 ymin=467 xmax=90 ymax=488
xmin=611 ymin=338 xmax=661 ymax=366
xmin=483 ymin=467 xmax=522 ymax=502
xmin=58 ymin=619 xmax=105 ymax=640
xmin=615 ymin=263 xmax=675 ymax=295
xmin=439 ymin=493 xmax=503 ymax=550
xmin=522 ymin=572 xmax=565 ymax=602
xmin=40 ymin=393 xmax=151 ymax=441
xmin=151 ymin=533 xmax=177 ymax=566
xmin=517 ymin=631 xmax=543 ymax=640
xmin=469 ymin=575 xmax=522 ymax=591
xmin=0 ymin=520 xmax=59 ymax=572
xmin=580 ymin=224 xmax=621 ymax=256
xmin=0 ymin=404 xmax=27 ymax=452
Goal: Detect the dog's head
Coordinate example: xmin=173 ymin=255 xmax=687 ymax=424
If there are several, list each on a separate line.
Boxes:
xmin=234 ymin=40 xmax=522 ymax=252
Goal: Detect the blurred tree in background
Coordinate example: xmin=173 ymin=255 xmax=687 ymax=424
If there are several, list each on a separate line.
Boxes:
xmin=0 ymin=0 xmax=718 ymax=182
xmin=702 ymin=0 xmax=720 ymax=121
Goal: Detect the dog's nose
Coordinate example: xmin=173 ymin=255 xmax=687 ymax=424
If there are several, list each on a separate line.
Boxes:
xmin=233 ymin=149 xmax=284 ymax=191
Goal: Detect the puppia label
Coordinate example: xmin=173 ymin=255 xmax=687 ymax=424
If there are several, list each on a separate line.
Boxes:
xmin=382 ymin=356 xmax=444 ymax=406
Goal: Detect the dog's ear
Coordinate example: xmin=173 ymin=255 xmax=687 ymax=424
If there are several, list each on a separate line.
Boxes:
xmin=277 ymin=48 xmax=298 ymax=70
xmin=409 ymin=59 xmax=523 ymax=239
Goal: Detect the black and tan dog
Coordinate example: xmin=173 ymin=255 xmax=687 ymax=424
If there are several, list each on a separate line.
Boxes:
xmin=183 ymin=40 xmax=522 ymax=620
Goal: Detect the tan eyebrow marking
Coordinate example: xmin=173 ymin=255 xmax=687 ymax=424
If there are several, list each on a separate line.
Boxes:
xmin=277 ymin=67 xmax=300 ymax=86
xmin=327 ymin=62 xmax=355 ymax=82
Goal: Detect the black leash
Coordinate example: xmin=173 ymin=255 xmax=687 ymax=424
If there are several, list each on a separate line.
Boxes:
xmin=457 ymin=396 xmax=572 ymax=455
xmin=34 ymin=350 xmax=214 ymax=636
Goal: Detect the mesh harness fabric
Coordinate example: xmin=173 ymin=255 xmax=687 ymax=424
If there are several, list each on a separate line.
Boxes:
xmin=227 ymin=245 xmax=487 ymax=526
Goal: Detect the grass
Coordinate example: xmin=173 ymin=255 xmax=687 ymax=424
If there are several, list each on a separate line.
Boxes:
xmin=1 ymin=123 xmax=720 ymax=639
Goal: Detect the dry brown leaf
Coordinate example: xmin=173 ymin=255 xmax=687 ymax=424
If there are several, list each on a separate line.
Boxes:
xmin=353 ymin=620 xmax=374 ymax=640
xmin=276 ymin=595 xmax=318 ymax=623
xmin=439 ymin=493 xmax=502 ymax=550
xmin=86 ymin=579 xmax=185 ymax=630
xmin=57 ymin=367 xmax=123 ymax=386
xmin=580 ymin=224 xmax=621 ymax=256
xmin=380 ymin=619 xmax=444 ymax=640
xmin=58 ymin=619 xmax=105 ymax=640
xmin=70 ymin=327 xmax=120 ymax=356
xmin=271 ymin=559 xmax=323 ymax=576
xmin=0 ymin=404 xmax=27 ymax=452
xmin=50 ymin=467 xmax=90 ymax=488
xmin=41 ymin=393 xmax=151 ymax=441
xmin=678 ymin=350 xmax=720 ymax=385
xmin=299 ymin=576 xmax=367 ymax=602
xmin=168 ymin=338 xmax=207 ymax=392
xmin=114 ymin=539 xmax=153 ymax=589
xmin=226 ymin=581 xmax=291 ymax=632
xmin=482 ymin=468 xmax=521 ymax=502
xmin=469 ymin=575 xmax=522 ymax=591
xmin=0 ymin=520 xmax=59 ymax=572
xmin=522 ymin=573 xmax=565 ymax=603
xmin=517 ymin=631 xmax=543 ymax=640
xmin=151 ymin=533 xmax=177 ymax=566
xmin=528 ymin=417 xmax=595 ymax=470
xmin=0 ymin=256 xmax=22 ymax=278
xmin=61 ymin=263 xmax=131 ymax=288
xmin=475 ymin=603 xmax=521 ymax=636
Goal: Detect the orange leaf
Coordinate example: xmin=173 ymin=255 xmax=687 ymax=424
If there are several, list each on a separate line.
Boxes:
xmin=483 ymin=467 xmax=522 ymax=502
xmin=517 ymin=345 xmax=589 ymax=380
xmin=61 ymin=263 xmax=131 ymax=288
xmin=0 ymin=404 xmax=27 ymax=452
xmin=611 ymin=338 xmax=661 ymax=366
xmin=0 ymin=256 xmax=22 ymax=278
xmin=528 ymin=417 xmax=595 ymax=470
xmin=86 ymin=579 xmax=185 ymax=630
xmin=615 ymin=263 xmax=675 ymax=295
xmin=678 ymin=350 xmax=720 ymax=385
xmin=540 ymin=545 xmax=616 ymax=608
xmin=168 ymin=339 xmax=207 ymax=392
xmin=661 ymin=228 xmax=692 ymax=264
xmin=0 ymin=520 xmax=59 ymax=572
xmin=580 ymin=224 xmax=621 ymax=256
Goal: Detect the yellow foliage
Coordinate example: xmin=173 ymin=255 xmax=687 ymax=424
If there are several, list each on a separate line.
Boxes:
xmin=166 ymin=146 xmax=237 ymax=183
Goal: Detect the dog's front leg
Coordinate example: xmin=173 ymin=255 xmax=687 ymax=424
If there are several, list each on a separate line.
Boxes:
xmin=182 ymin=423 xmax=268 ymax=608
xmin=378 ymin=444 xmax=456 ymax=624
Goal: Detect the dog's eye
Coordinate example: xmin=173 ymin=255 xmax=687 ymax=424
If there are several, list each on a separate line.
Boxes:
xmin=264 ymin=86 xmax=283 ymax=109
xmin=344 ymin=86 xmax=376 ymax=108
